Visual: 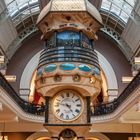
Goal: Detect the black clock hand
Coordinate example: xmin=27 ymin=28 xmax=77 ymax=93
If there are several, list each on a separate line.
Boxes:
xmin=66 ymin=104 xmax=73 ymax=113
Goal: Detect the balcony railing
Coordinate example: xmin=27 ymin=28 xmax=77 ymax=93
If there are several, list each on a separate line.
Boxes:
xmin=92 ymin=71 xmax=140 ymax=116
xmin=38 ymin=47 xmax=100 ymax=68
xmin=0 ymin=72 xmax=44 ymax=115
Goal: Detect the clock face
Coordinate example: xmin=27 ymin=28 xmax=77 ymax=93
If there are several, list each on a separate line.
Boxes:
xmin=53 ymin=90 xmax=83 ymax=121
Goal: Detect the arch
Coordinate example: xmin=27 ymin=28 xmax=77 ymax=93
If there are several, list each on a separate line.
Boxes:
xmin=86 ymin=132 xmax=110 ymax=140
xmin=20 ymin=50 xmax=118 ymax=102
xmin=96 ymin=51 xmax=118 ymax=101
xmin=19 ymin=51 xmax=41 ymax=101
xmin=26 ymin=132 xmax=50 ymax=140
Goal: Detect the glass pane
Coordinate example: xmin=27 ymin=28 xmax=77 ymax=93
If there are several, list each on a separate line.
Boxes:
xmin=5 ymin=0 xmax=13 ymax=4
xmin=7 ymin=1 xmax=17 ymax=14
xmin=5 ymin=0 xmax=39 ymax=17
xmin=113 ymin=0 xmax=124 ymax=7
xmin=110 ymin=4 xmax=121 ymax=16
xmin=31 ymin=6 xmax=40 ymax=13
xmin=21 ymin=9 xmax=30 ymax=19
xmin=126 ymin=0 xmax=135 ymax=6
xmin=101 ymin=0 xmax=111 ymax=10
xmin=123 ymin=2 xmax=133 ymax=15
xmin=120 ymin=11 xmax=129 ymax=22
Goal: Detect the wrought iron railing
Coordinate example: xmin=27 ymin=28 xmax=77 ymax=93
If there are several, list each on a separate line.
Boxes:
xmin=0 ymin=72 xmax=44 ymax=115
xmin=92 ymin=71 xmax=140 ymax=116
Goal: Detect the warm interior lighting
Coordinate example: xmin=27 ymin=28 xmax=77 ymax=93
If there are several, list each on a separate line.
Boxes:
xmin=4 ymin=75 xmax=16 ymax=82
xmin=0 ymin=123 xmax=8 ymax=140
xmin=122 ymin=76 xmax=133 ymax=83
xmin=87 ymin=138 xmax=100 ymax=140
xmin=29 ymin=71 xmax=37 ymax=102
xmin=0 ymin=135 xmax=8 ymax=140
xmin=134 ymin=57 xmax=140 ymax=64
xmin=36 ymin=137 xmax=50 ymax=140
xmin=0 ymin=56 xmax=4 ymax=63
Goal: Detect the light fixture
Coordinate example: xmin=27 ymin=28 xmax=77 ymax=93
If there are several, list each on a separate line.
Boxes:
xmin=4 ymin=75 xmax=16 ymax=82
xmin=122 ymin=76 xmax=133 ymax=83
xmin=0 ymin=56 xmax=4 ymax=64
xmin=0 ymin=123 xmax=8 ymax=140
xmin=134 ymin=57 xmax=140 ymax=64
xmin=135 ymin=101 xmax=140 ymax=112
xmin=0 ymin=136 xmax=8 ymax=140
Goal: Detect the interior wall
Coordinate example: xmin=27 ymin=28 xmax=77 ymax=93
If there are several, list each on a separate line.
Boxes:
xmin=6 ymin=32 xmax=43 ymax=93
xmin=95 ymin=32 xmax=132 ymax=94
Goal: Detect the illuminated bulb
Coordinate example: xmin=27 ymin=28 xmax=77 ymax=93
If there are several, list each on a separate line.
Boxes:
xmin=122 ymin=76 xmax=133 ymax=83
xmin=0 ymin=56 xmax=4 ymax=63
xmin=90 ymin=77 xmax=95 ymax=83
xmin=134 ymin=57 xmax=140 ymax=64
xmin=4 ymin=75 xmax=16 ymax=82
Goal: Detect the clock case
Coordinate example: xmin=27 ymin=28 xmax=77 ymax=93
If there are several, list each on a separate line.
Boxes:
xmin=44 ymin=91 xmax=91 ymax=126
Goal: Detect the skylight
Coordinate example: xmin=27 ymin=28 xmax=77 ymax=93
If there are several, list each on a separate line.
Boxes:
xmin=4 ymin=0 xmax=39 ymax=17
xmin=101 ymin=0 xmax=136 ymax=23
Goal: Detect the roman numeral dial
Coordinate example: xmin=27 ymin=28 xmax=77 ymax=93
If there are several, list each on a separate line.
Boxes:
xmin=53 ymin=90 xmax=83 ymax=121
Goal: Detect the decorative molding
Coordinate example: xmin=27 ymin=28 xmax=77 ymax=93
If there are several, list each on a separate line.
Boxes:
xmin=20 ymin=51 xmax=41 ymax=101
xmin=91 ymin=85 xmax=140 ymax=123
xmin=6 ymin=25 xmax=38 ymax=59
xmin=0 ymin=87 xmax=45 ymax=123
xmin=100 ymin=26 xmax=133 ymax=62
xmin=96 ymin=51 xmax=118 ymax=101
